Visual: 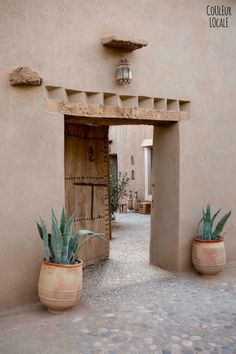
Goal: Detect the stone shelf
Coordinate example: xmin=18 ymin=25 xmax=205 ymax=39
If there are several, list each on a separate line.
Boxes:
xmin=101 ymin=36 xmax=148 ymax=52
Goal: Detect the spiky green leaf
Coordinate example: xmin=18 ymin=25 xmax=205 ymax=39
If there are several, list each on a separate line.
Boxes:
xmin=51 ymin=208 xmax=58 ymax=224
xmin=205 ymin=204 xmax=211 ymax=222
xmin=62 ymin=212 xmax=75 ymax=263
xmin=212 ymin=210 xmax=231 ymax=239
xmin=60 ymin=207 xmax=67 ymax=235
xmin=48 ymin=234 xmax=55 ymax=261
xmin=71 ymin=233 xmax=105 ymax=264
xmin=203 ymin=220 xmax=212 ymax=240
xmin=75 ymin=229 xmax=99 ymax=241
xmin=211 ymin=209 xmax=221 ymax=227
xmin=39 ymin=217 xmax=50 ymax=261
xmin=37 ymin=222 xmax=43 ymax=240
xmin=68 ymin=236 xmax=78 ymax=263
xmin=51 ymin=211 xmax=63 ymax=263
xmin=201 ymin=205 xmax=212 ymax=240
xmin=68 ymin=230 xmax=95 ymax=263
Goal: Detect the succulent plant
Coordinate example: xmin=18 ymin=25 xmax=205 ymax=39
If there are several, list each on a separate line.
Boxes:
xmin=37 ymin=208 xmax=104 ymax=264
xmin=196 ymin=204 xmax=231 ymax=240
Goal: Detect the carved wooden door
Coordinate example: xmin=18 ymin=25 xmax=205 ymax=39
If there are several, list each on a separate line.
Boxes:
xmin=64 ymin=123 xmax=110 ymax=266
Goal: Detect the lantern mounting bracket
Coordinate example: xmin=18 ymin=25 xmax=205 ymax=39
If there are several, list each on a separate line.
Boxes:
xmin=101 ymin=36 xmax=148 ymax=52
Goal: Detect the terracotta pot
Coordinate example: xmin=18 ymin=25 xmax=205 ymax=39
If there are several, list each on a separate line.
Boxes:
xmin=192 ymin=237 xmax=226 ymax=276
xmin=38 ymin=259 xmax=83 ymax=312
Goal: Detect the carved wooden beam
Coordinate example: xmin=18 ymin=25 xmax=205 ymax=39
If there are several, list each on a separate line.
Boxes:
xmin=51 ymin=100 xmax=189 ymax=125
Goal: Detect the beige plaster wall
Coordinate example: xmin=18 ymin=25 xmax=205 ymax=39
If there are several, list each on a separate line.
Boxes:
xmin=0 ymin=0 xmax=236 ymax=307
xmin=151 ymin=124 xmax=180 ymax=271
xmin=0 ymin=78 xmax=65 ymax=309
xmin=109 ymin=125 xmax=153 ymax=201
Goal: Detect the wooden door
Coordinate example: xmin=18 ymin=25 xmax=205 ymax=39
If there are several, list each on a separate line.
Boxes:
xmin=64 ymin=123 xmax=110 ymax=266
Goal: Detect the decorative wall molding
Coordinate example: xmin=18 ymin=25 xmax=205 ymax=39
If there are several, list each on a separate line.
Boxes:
xmin=46 ymin=85 xmax=190 ymax=125
xmin=59 ymin=101 xmax=188 ymax=123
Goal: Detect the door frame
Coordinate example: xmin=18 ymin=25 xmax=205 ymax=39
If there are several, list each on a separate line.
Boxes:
xmin=49 ymin=96 xmax=188 ymax=272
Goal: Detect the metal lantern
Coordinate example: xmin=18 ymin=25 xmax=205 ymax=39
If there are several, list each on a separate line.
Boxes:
xmin=116 ymin=58 xmax=132 ymax=85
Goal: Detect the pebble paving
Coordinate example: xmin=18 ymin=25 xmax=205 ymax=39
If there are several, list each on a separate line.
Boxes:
xmin=0 ymin=213 xmax=236 ymax=354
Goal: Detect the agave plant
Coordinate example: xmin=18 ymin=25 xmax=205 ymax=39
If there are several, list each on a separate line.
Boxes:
xmin=37 ymin=208 xmax=104 ymax=264
xmin=196 ymin=204 xmax=231 ymax=240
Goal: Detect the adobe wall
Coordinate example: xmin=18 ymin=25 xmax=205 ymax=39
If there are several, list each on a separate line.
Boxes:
xmin=0 ymin=82 xmax=65 ymax=308
xmin=0 ymin=0 xmax=235 ymax=308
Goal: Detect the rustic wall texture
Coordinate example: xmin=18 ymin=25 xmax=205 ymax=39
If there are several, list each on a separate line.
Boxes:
xmin=0 ymin=0 xmax=235 ymax=308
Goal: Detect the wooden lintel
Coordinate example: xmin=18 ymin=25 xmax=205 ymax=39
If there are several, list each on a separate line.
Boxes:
xmin=64 ymin=116 xmax=172 ymax=126
xmin=50 ymin=100 xmax=189 ymax=126
xmin=73 ymin=182 xmax=108 ymax=187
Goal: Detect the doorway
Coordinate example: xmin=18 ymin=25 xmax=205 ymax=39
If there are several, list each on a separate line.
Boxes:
xmin=64 ymin=122 xmax=110 ymax=266
xmin=64 ymin=117 xmax=181 ymax=271
xmin=108 ymin=125 xmax=152 ymax=270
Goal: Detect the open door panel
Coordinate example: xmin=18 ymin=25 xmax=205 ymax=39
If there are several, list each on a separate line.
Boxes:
xmin=64 ymin=123 xmax=110 ymax=266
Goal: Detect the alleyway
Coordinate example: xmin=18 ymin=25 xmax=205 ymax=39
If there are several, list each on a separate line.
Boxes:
xmin=1 ymin=214 xmax=236 ymax=354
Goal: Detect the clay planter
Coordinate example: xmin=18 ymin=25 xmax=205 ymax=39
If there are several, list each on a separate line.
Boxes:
xmin=192 ymin=237 xmax=226 ymax=276
xmin=38 ymin=260 xmax=83 ymax=312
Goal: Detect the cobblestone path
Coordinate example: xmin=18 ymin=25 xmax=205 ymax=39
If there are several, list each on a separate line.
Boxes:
xmin=1 ymin=213 xmax=236 ymax=354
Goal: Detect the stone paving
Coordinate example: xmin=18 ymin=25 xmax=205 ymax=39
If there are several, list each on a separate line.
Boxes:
xmin=1 ymin=213 xmax=236 ymax=354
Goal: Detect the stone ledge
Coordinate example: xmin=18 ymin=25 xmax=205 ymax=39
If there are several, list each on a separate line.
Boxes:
xmin=9 ymin=67 xmax=42 ymax=86
xmin=101 ymin=36 xmax=148 ymax=52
